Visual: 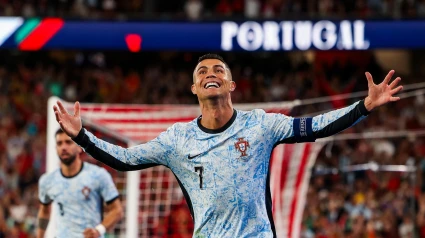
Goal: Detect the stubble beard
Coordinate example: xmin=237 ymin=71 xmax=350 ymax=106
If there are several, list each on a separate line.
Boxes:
xmin=59 ymin=154 xmax=77 ymax=166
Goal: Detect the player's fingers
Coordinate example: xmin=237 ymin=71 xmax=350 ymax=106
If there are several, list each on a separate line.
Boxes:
xmin=390 ymin=96 xmax=400 ymax=102
xmin=389 ymin=77 xmax=401 ymax=89
xmin=365 ymin=72 xmax=374 ymax=86
xmin=54 ymin=111 xmax=62 ymax=123
xmin=58 ymin=121 xmax=65 ymax=130
xmin=390 ymin=85 xmax=403 ymax=95
xmin=57 ymin=101 xmax=68 ymax=115
xmin=74 ymin=101 xmax=81 ymax=117
xmin=383 ymin=70 xmax=395 ymax=85
xmin=53 ymin=105 xmax=61 ymax=117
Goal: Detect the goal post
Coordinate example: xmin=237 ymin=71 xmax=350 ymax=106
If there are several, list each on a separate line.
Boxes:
xmin=45 ymin=96 xmax=60 ymax=238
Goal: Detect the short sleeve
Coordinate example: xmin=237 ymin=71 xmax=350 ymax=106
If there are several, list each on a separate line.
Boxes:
xmin=38 ymin=174 xmax=52 ymax=205
xmin=98 ymin=168 xmax=120 ymax=204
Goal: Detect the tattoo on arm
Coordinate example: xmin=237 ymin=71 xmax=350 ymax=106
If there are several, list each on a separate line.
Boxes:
xmin=38 ymin=218 xmax=49 ymax=230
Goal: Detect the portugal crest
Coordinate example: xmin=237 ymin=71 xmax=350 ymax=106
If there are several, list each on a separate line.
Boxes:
xmin=82 ymin=186 xmax=91 ymax=200
xmin=235 ymin=138 xmax=250 ymax=157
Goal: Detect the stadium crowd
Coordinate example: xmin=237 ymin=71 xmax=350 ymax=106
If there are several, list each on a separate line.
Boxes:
xmin=1 ymin=0 xmax=425 ymax=20
xmin=0 ymin=50 xmax=424 ymax=237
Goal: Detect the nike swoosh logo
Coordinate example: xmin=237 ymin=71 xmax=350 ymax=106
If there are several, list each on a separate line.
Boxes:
xmin=187 ymin=153 xmax=201 ymax=159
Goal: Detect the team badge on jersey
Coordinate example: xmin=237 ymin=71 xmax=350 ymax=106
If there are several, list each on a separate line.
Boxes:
xmin=82 ymin=186 xmax=91 ymax=200
xmin=234 ymin=138 xmax=250 ymax=157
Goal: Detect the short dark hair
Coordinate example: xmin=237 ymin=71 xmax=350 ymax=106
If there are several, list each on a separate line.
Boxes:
xmin=194 ymin=53 xmax=232 ymax=83
xmin=198 ymin=53 xmax=229 ymax=68
xmin=55 ymin=128 xmax=65 ymax=137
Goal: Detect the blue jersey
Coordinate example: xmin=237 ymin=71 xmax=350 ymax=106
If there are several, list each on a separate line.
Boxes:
xmin=73 ymin=100 xmax=369 ymax=238
xmin=38 ymin=162 xmax=119 ymax=238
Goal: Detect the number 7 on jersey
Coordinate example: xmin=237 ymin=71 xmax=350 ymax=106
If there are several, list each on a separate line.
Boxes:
xmin=194 ymin=166 xmax=204 ymax=189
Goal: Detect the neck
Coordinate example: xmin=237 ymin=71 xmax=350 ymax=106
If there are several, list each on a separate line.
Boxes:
xmin=199 ymin=96 xmax=234 ymax=130
xmin=61 ymin=159 xmax=82 ymax=177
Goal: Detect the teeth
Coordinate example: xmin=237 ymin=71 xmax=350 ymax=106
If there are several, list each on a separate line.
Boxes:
xmin=205 ymin=82 xmax=219 ymax=88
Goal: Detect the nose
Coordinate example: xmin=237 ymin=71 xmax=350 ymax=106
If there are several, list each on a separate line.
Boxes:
xmin=60 ymin=145 xmax=68 ymax=151
xmin=206 ymin=74 xmax=217 ymax=79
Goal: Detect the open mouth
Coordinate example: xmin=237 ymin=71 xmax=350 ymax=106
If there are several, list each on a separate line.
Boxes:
xmin=204 ymin=82 xmax=220 ymax=89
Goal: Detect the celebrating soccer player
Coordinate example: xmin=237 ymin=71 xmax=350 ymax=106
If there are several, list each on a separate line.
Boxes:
xmin=53 ymin=54 xmax=402 ymax=237
xmin=37 ymin=129 xmax=123 ymax=238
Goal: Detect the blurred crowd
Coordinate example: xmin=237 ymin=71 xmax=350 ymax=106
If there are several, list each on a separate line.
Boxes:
xmin=303 ymin=129 xmax=425 ymax=237
xmin=1 ymin=0 xmax=425 ymax=20
xmin=0 ymin=49 xmax=424 ymax=237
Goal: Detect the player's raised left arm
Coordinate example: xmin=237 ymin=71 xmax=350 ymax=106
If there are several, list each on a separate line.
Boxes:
xmin=268 ymin=70 xmax=403 ymax=143
xmin=83 ymin=199 xmax=123 ymax=238
xmin=312 ymin=70 xmax=402 ymax=139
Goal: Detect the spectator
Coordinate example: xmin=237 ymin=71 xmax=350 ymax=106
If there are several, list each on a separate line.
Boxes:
xmin=185 ymin=0 xmax=203 ymax=21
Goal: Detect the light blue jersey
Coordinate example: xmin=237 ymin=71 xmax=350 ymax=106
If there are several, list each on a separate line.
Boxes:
xmin=38 ymin=162 xmax=119 ymax=238
xmin=73 ymin=100 xmax=369 ymax=237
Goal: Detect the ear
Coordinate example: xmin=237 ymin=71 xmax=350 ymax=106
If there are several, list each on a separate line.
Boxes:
xmin=230 ymin=81 xmax=236 ymax=92
xmin=191 ymin=84 xmax=197 ymax=95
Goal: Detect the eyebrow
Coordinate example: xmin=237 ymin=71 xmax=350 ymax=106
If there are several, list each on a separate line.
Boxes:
xmin=196 ymin=65 xmax=225 ymax=72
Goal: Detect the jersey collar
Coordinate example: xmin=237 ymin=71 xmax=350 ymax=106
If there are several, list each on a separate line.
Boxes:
xmin=60 ymin=162 xmax=84 ymax=179
xmin=197 ymin=109 xmax=237 ymax=134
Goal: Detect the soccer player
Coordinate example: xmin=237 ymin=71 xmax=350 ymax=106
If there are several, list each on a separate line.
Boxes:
xmin=37 ymin=129 xmax=123 ymax=238
xmin=53 ymin=54 xmax=403 ymax=238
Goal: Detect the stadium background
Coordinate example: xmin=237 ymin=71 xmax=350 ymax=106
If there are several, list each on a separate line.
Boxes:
xmin=1 ymin=1 xmax=425 ymax=238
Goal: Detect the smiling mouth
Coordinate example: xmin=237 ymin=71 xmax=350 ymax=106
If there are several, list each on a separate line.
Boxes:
xmin=204 ymin=82 xmax=220 ymax=89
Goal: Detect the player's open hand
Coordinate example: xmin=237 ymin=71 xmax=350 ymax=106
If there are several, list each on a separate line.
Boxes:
xmin=53 ymin=101 xmax=82 ymax=138
xmin=83 ymin=228 xmax=100 ymax=238
xmin=364 ymin=70 xmax=403 ymax=111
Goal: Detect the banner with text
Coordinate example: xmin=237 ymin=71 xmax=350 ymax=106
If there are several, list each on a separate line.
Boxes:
xmin=0 ymin=17 xmax=424 ymax=51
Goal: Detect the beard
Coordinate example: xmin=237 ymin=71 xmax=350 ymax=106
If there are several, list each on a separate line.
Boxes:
xmin=59 ymin=154 xmax=77 ymax=166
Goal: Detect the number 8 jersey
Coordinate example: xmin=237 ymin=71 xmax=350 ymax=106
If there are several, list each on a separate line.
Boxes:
xmin=38 ymin=162 xmax=119 ymax=238
xmin=73 ymin=100 xmax=370 ymax=238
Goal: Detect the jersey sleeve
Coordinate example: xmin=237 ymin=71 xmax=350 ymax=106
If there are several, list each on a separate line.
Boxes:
xmin=98 ymin=168 xmax=120 ymax=204
xmin=265 ymin=100 xmax=370 ymax=143
xmin=72 ymin=126 xmax=177 ymax=171
xmin=38 ymin=174 xmax=52 ymax=205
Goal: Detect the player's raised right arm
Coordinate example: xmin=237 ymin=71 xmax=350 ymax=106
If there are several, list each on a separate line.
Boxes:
xmin=71 ymin=127 xmax=175 ymax=171
xmin=36 ymin=203 xmax=51 ymax=238
xmin=53 ymin=101 xmax=176 ymax=171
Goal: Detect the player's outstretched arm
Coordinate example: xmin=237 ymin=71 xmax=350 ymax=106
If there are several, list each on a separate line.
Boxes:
xmin=363 ymin=70 xmax=403 ymax=111
xmin=270 ymin=70 xmax=404 ymax=143
xmin=53 ymin=101 xmax=176 ymax=171
xmin=83 ymin=199 xmax=124 ymax=238
xmin=311 ymin=70 xmax=403 ymax=139
xmin=53 ymin=101 xmax=82 ymax=138
xmin=36 ymin=203 xmax=51 ymax=238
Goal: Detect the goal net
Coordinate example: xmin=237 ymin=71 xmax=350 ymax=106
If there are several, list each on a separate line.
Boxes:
xmin=45 ymin=96 xmax=322 ymax=238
